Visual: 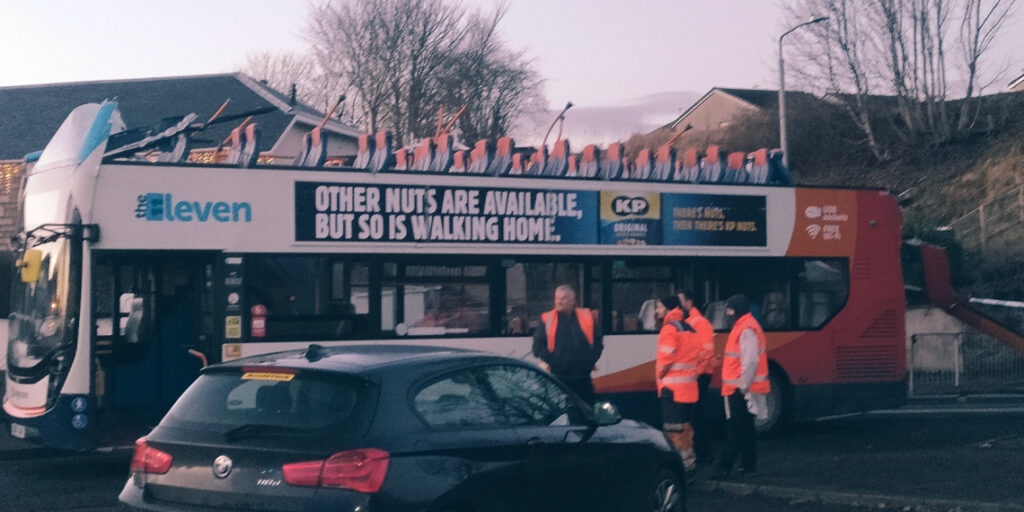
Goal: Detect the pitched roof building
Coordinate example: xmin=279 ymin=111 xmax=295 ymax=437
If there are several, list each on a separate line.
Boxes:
xmin=663 ymin=87 xmax=813 ymax=133
xmin=0 ymin=73 xmax=360 ymax=161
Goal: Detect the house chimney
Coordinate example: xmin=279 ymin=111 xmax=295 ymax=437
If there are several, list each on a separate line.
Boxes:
xmin=289 ymin=84 xmax=297 ymax=106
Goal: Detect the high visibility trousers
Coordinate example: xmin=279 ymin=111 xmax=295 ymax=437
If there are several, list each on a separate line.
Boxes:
xmin=660 ymin=389 xmax=697 ymax=470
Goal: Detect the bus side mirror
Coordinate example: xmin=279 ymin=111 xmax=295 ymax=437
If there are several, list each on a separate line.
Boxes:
xmin=18 ymin=250 xmax=42 ymax=283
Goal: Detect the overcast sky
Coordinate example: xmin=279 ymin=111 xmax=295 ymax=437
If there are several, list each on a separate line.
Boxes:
xmin=0 ymin=1 xmax=810 ymax=100
xmin=2 ymin=0 xmax=1021 ymax=140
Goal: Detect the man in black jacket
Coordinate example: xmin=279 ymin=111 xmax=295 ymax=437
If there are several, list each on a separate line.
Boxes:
xmin=532 ymin=285 xmax=603 ymax=404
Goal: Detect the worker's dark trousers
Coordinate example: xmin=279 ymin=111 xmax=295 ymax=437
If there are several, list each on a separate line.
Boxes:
xmin=693 ymin=374 xmax=713 ymax=462
xmin=717 ymin=390 xmax=757 ymax=474
xmin=558 ymin=375 xmax=595 ymax=405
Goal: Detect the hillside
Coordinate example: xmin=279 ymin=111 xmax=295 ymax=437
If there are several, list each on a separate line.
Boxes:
xmin=630 ymin=91 xmax=1024 ymax=294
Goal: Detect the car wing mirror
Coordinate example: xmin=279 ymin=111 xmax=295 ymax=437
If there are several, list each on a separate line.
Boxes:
xmin=18 ymin=249 xmax=42 ymax=283
xmin=592 ymin=401 xmax=622 ymax=426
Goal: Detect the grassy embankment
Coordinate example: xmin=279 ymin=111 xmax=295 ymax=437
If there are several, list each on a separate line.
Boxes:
xmin=629 ymin=92 xmax=1024 ymax=297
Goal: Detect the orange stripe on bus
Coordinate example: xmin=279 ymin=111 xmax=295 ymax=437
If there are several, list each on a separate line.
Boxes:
xmin=594 ymin=332 xmax=805 ymax=394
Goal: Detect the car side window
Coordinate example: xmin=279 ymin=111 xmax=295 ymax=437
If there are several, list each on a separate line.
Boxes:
xmin=413 ymin=368 xmax=510 ymax=428
xmin=483 ymin=365 xmax=586 ymax=426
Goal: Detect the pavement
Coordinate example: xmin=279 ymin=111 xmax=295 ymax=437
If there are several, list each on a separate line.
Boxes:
xmin=691 ymin=394 xmax=1024 ymax=512
xmin=2 ymin=394 xmax=1023 ymax=511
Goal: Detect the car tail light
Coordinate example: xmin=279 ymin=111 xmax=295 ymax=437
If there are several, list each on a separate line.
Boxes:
xmin=283 ymin=448 xmax=390 ymax=493
xmin=280 ymin=460 xmax=324 ymax=487
xmin=130 ymin=437 xmax=173 ymax=474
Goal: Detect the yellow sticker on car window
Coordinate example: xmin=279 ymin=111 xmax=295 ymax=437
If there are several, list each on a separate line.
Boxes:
xmin=242 ymin=372 xmax=295 ymax=382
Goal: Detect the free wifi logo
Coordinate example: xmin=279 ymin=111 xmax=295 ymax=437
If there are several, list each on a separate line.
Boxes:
xmin=805 ymin=224 xmax=822 ymax=239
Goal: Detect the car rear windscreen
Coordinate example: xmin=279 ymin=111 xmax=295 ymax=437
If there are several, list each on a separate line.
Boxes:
xmin=159 ymin=369 xmax=378 ymax=437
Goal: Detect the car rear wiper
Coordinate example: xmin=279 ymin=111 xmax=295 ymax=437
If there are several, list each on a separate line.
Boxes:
xmin=222 ymin=423 xmax=306 ymax=441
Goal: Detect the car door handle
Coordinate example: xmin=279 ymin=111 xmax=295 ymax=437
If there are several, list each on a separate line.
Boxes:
xmin=526 ymin=437 xmax=544 ymax=445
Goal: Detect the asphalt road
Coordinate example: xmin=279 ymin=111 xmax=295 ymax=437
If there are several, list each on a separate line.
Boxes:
xmin=0 ymin=451 xmax=911 ymax=512
xmin=1 ymin=399 xmax=1021 ymax=512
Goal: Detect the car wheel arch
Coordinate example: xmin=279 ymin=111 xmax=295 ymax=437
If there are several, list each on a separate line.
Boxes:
xmin=648 ymin=468 xmax=686 ymax=512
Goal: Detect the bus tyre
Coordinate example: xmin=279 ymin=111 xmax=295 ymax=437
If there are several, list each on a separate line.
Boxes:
xmin=754 ymin=368 xmax=789 ymax=437
xmin=647 ymin=469 xmax=685 ymax=512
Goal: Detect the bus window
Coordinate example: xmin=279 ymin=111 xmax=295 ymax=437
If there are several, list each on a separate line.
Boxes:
xmin=587 ymin=264 xmax=602 ymax=330
xmin=331 ymin=260 xmax=369 ymax=333
xmin=610 ymin=261 xmax=672 ymax=333
xmin=704 ymin=300 xmax=731 ymax=331
xmin=244 ymin=256 xmax=370 ymax=340
xmin=0 ymin=251 xmax=14 ymax=319
xmin=246 ymin=256 xmax=323 ymax=317
xmin=760 ymin=287 xmax=791 ymax=330
xmin=504 ymin=262 xmax=528 ymax=334
xmin=350 ymin=263 xmax=370 ymax=314
xmin=702 ymin=258 xmax=794 ymax=331
xmin=504 ymin=262 xmax=590 ymax=336
xmin=92 ymin=260 xmax=157 ymax=361
xmin=383 ymin=263 xmax=489 ymax=336
xmin=798 ymin=259 xmax=848 ymax=329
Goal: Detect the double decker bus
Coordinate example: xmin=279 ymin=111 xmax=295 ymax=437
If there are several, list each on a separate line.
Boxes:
xmin=4 ymin=102 xmax=906 ymax=449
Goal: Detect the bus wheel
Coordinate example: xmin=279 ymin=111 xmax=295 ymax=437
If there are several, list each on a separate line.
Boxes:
xmin=754 ymin=367 xmax=789 ymax=436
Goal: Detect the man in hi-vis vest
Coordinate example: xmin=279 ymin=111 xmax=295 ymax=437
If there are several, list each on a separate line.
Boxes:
xmin=712 ymin=294 xmax=770 ymax=481
xmin=678 ymin=290 xmax=716 ymax=466
xmin=654 ymin=295 xmax=700 ymax=471
xmin=532 ymin=285 xmax=602 ymax=404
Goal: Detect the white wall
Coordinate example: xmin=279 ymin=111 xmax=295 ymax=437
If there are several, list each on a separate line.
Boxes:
xmin=906 ymin=307 xmax=967 ymax=371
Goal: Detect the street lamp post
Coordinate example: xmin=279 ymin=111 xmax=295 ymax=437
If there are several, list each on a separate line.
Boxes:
xmin=778 ymin=16 xmax=828 ymax=169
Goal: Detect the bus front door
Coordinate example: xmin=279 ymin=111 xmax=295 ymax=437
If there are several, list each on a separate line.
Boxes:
xmin=92 ymin=253 xmax=215 ymax=444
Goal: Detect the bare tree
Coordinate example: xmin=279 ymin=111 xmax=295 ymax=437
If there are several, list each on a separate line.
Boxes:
xmin=957 ymin=0 xmax=1018 ymax=132
xmin=438 ymin=6 xmax=546 ymax=142
xmin=309 ymin=1 xmax=398 ymax=133
xmin=874 ymin=0 xmax=954 ymax=144
xmin=309 ymin=0 xmax=544 ymax=146
xmin=243 ymin=52 xmax=358 ymax=125
xmin=787 ymin=0 xmax=890 ymax=159
xmin=786 ymin=0 xmax=1020 ymax=159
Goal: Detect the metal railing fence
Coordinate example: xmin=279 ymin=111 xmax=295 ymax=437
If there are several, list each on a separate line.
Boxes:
xmin=909 ymin=331 xmax=1024 ymax=395
xmin=948 ymin=183 xmax=1024 ymax=255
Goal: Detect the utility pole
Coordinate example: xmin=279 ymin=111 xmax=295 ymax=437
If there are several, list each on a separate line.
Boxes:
xmin=778 ymin=16 xmax=828 ymax=169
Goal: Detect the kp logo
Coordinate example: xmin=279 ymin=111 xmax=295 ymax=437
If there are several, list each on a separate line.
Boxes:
xmin=612 ymin=196 xmax=650 ymax=216
xmin=804 ymin=206 xmax=822 ymax=219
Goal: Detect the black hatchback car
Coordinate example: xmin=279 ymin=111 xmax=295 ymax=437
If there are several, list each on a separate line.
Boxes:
xmin=119 ymin=344 xmax=686 ymax=512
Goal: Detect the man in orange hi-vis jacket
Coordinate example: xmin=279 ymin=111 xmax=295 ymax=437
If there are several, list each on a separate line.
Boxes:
xmin=712 ymin=294 xmax=770 ymax=481
xmin=655 ymin=295 xmax=700 ymax=471
xmin=532 ymin=285 xmax=602 ymax=404
xmin=679 ymin=289 xmax=716 ymax=466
